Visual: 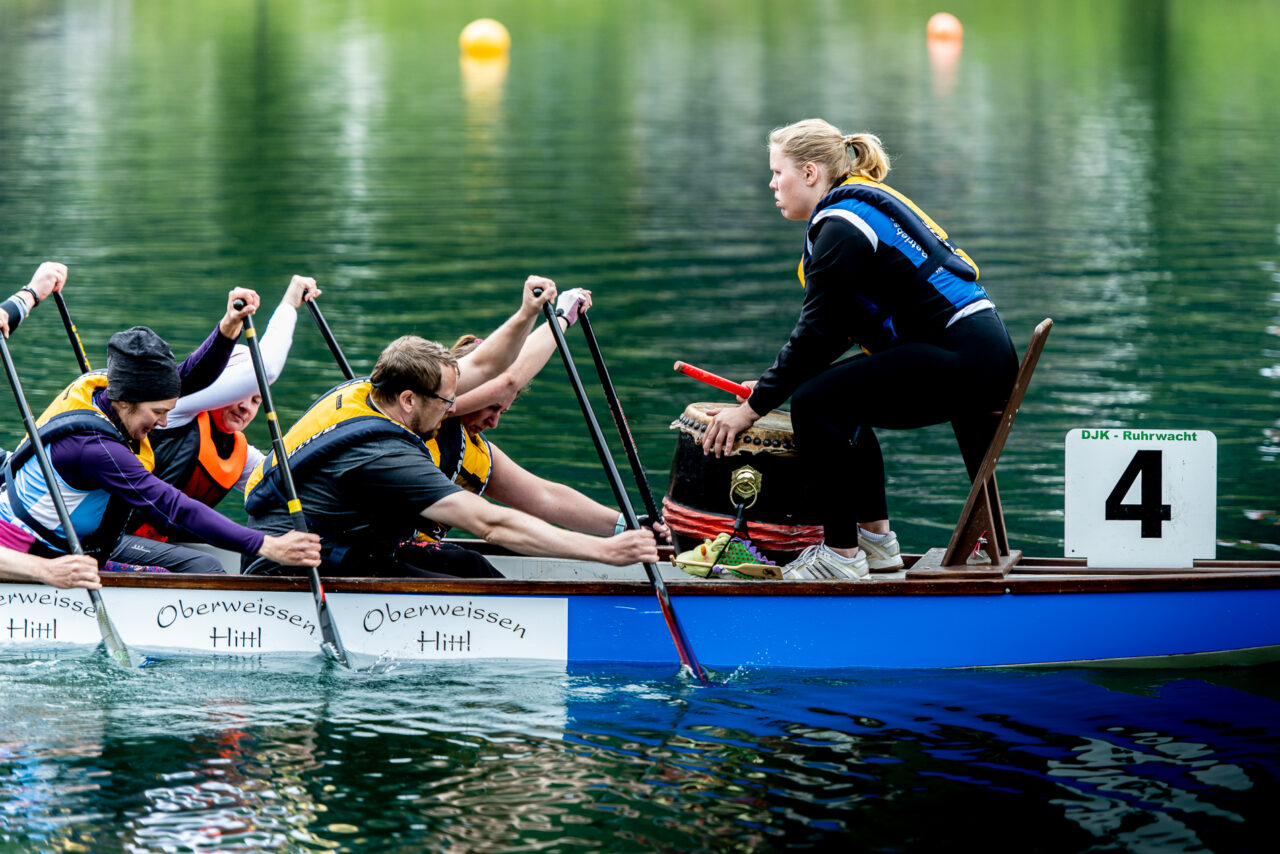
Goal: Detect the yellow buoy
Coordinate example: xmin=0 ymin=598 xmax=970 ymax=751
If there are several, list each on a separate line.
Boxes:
xmin=926 ymin=12 xmax=963 ymax=42
xmin=460 ymin=18 xmax=511 ymax=59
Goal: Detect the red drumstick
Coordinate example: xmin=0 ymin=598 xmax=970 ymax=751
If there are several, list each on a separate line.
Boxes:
xmin=673 ymin=361 xmax=752 ymax=398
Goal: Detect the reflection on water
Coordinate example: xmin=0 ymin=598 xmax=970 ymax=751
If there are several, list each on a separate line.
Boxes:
xmin=3 ymin=654 xmax=1279 ymax=852
xmin=2 ymin=0 xmax=1276 ymax=558
xmin=2 ymin=1 xmax=1280 ymax=848
xmin=5 ymin=1 xmax=1274 ymax=555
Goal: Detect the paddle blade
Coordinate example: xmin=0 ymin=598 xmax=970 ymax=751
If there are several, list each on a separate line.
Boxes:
xmin=96 ymin=601 xmax=146 ymax=669
xmin=309 ymin=569 xmax=351 ymax=667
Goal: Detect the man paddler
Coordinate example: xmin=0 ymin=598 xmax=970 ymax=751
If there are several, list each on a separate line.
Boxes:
xmin=0 ymin=288 xmax=321 ymax=574
xmin=241 ymin=334 xmax=659 ymax=577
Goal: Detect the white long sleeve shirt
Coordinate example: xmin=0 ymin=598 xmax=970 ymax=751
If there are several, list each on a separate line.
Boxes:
xmin=166 ymin=301 xmax=299 ymax=491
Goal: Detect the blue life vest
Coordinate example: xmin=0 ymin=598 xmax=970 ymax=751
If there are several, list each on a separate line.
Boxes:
xmin=801 ymin=176 xmax=989 ymax=351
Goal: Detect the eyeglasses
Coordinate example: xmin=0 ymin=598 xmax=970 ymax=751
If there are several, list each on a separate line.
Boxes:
xmin=420 ymin=389 xmax=456 ymax=409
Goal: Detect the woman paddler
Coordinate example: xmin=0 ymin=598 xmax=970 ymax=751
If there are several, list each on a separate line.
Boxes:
xmin=1 ymin=261 xmax=102 ymax=589
xmin=0 ymin=288 xmax=321 ymax=574
xmin=701 ymin=119 xmax=1018 ymax=580
xmin=126 ymin=275 xmax=320 ymax=547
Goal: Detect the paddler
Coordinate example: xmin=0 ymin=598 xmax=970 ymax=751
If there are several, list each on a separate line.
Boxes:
xmin=125 ymin=274 xmax=321 ymax=547
xmin=411 ymin=290 xmax=670 ymax=550
xmin=1 ymin=261 xmax=102 ymax=589
xmin=241 ymin=303 xmax=660 ymax=578
xmin=701 ymin=119 xmax=1018 ymax=580
xmin=0 ymin=287 xmax=322 ymax=574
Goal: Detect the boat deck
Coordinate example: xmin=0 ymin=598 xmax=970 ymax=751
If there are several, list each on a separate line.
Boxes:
xmin=149 ymin=541 xmax=1280 ymax=597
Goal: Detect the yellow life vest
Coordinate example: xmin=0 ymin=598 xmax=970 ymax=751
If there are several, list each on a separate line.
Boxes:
xmin=415 ymin=418 xmax=493 ymax=543
xmin=35 ymin=371 xmax=155 ymax=470
xmin=425 ymin=417 xmax=493 ymax=496
xmin=244 ymin=378 xmax=428 ymax=515
xmin=1 ymin=371 xmax=154 ymax=556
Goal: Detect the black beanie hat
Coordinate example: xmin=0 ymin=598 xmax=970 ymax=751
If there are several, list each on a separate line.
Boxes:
xmin=106 ymin=326 xmax=181 ymax=402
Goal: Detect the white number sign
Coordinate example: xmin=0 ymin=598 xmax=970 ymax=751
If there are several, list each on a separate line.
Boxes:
xmin=1064 ymin=428 xmax=1216 ymax=567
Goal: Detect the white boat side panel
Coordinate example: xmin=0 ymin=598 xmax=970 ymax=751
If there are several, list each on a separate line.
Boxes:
xmin=99 ymin=587 xmax=321 ymax=654
xmin=0 ymin=584 xmax=105 ymax=646
xmin=331 ymin=593 xmax=569 ymax=661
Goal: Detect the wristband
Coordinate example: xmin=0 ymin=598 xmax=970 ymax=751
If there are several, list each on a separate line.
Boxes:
xmin=20 ymin=285 xmax=41 ymax=306
xmin=614 ymin=513 xmax=626 ymax=535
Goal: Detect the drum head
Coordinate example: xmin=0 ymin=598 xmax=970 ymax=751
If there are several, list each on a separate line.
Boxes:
xmin=672 ymin=401 xmax=795 ymax=454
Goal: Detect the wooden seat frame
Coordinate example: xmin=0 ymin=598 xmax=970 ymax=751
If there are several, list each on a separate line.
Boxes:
xmin=906 ymin=318 xmax=1053 ymax=579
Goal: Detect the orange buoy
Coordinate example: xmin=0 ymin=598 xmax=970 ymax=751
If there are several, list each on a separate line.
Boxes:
xmin=459 ymin=18 xmax=511 ymax=59
xmin=926 ymin=12 xmax=963 ymax=42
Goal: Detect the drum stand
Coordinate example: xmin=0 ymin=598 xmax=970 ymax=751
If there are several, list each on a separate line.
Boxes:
xmin=907 ymin=318 xmax=1053 ymax=579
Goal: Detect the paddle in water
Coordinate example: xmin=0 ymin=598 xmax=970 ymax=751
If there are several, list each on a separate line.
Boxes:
xmin=0 ymin=332 xmax=143 ymax=669
xmin=235 ymin=298 xmax=352 ymax=667
xmin=539 ymin=292 xmax=708 ymax=682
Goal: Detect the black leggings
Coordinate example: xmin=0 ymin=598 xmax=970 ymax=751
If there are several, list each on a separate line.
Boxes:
xmin=110 ymin=534 xmax=226 ymax=573
xmin=789 ymin=310 xmax=1018 ymax=548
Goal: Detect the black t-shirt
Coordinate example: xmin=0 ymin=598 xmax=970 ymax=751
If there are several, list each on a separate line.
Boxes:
xmin=244 ymin=435 xmax=462 ymax=572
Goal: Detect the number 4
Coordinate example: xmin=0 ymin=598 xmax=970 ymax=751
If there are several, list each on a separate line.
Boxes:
xmin=1104 ymin=450 xmax=1172 ymax=538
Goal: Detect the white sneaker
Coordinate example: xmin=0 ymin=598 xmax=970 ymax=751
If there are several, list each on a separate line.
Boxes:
xmin=857 ymin=530 xmax=904 ymax=571
xmin=783 ymin=544 xmax=870 ymax=580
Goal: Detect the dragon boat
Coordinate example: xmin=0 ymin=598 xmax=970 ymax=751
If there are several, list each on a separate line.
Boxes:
xmin=2 ymin=543 xmax=1279 ymax=669
xmin=5 ymin=319 xmax=1278 ymax=670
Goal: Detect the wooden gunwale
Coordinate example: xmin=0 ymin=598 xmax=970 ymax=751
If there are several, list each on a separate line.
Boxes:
xmin=85 ymin=560 xmax=1280 ymax=597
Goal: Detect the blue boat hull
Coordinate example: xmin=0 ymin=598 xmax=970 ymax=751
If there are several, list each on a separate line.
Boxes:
xmin=4 ymin=564 xmax=1279 ymax=669
xmin=569 ymin=588 xmax=1280 ymax=669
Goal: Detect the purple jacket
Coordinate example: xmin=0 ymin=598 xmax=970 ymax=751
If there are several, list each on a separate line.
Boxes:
xmin=45 ymin=327 xmax=265 ymax=556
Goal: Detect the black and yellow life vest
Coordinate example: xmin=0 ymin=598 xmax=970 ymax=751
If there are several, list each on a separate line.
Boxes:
xmin=244 ymin=378 xmax=428 ymax=515
xmin=414 ymin=417 xmax=494 ymax=543
xmin=1 ymin=371 xmax=155 ymax=557
xmin=33 ymin=371 xmax=156 ymax=469
xmin=426 ymin=417 xmax=493 ymax=496
xmin=135 ymin=410 xmax=248 ymax=540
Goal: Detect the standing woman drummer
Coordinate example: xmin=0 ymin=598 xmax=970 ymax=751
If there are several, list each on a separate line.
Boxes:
xmin=702 ymin=119 xmax=1018 ymax=580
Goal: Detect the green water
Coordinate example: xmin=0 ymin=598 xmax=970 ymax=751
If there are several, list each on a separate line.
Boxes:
xmin=2 ymin=2 xmax=1280 ymax=849
xmin=2 ymin=0 xmax=1277 ymax=557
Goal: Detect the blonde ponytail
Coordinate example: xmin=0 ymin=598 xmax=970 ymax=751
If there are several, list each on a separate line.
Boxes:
xmin=769 ymin=119 xmax=891 ymax=188
xmin=842 ymin=133 xmax=890 ymax=181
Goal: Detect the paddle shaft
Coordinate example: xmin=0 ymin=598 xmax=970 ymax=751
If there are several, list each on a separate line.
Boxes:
xmin=540 ymin=297 xmax=707 ymax=682
xmin=0 ymin=332 xmax=137 ymax=667
xmin=306 ymin=300 xmax=354 ymax=381
xmin=53 ymin=292 xmax=92 ymax=374
xmin=673 ymin=361 xmax=751 ymax=398
xmin=235 ymin=300 xmax=351 ymax=667
xmin=578 ymin=314 xmax=660 ymax=521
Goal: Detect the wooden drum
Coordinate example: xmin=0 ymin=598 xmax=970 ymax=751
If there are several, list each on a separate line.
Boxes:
xmin=662 ymin=402 xmax=823 ymax=559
